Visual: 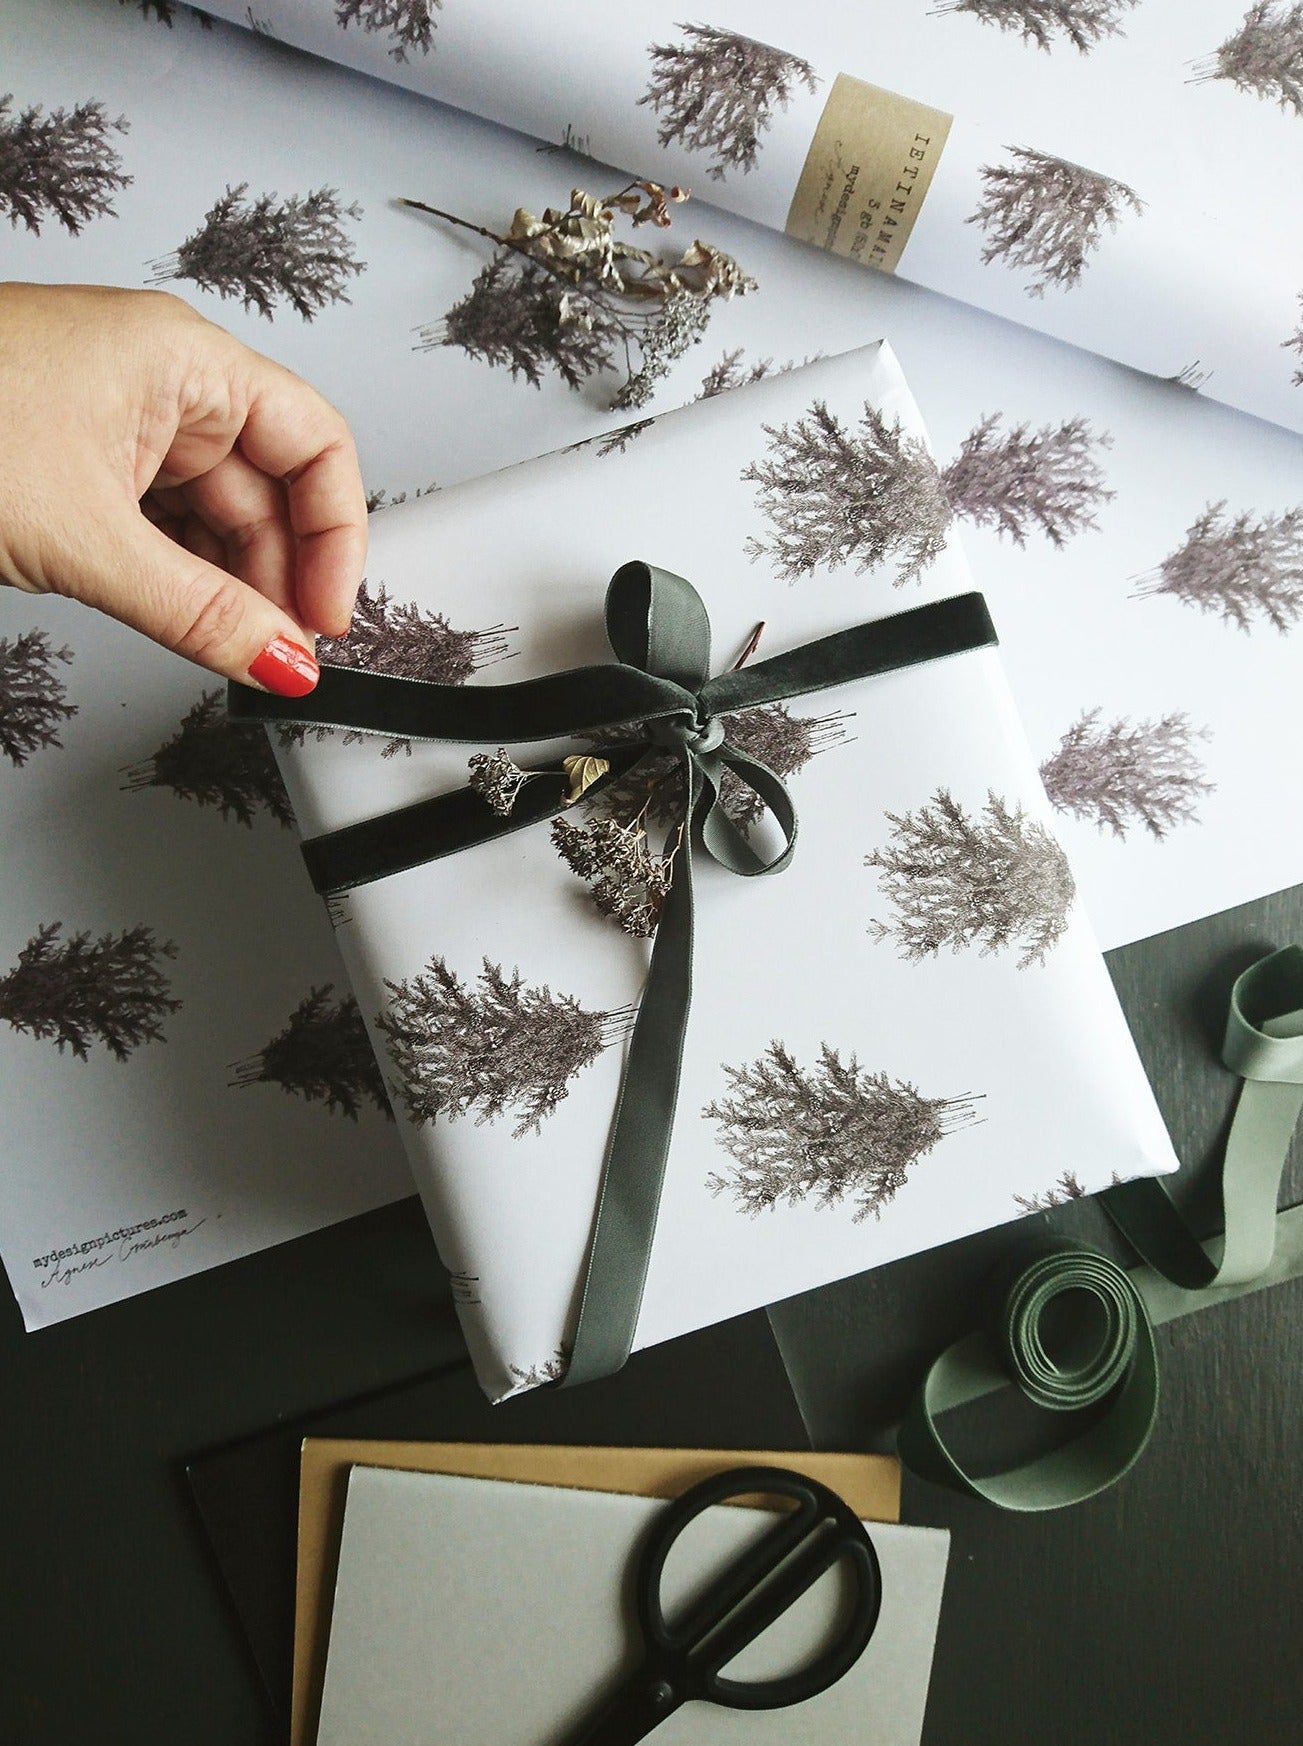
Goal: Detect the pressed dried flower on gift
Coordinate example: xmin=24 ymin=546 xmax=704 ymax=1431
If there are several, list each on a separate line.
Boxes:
xmin=410 ymin=180 xmax=754 ymax=409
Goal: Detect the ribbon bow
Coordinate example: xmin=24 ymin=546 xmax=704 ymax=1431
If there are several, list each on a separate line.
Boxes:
xmin=232 ymin=562 xmax=996 ymax=1386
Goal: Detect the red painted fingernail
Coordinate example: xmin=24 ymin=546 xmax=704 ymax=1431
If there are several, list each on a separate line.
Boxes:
xmin=248 ymin=636 xmax=319 ymax=697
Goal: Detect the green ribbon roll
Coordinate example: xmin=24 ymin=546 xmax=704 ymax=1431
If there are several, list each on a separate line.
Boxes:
xmin=896 ymin=1243 xmax=1158 ymax=1512
xmin=231 ymin=564 xmax=997 ymax=1388
xmin=897 ymin=946 xmax=1303 ymax=1512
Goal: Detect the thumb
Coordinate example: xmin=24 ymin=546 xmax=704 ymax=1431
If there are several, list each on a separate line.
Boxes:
xmin=86 ymin=512 xmax=322 ymax=695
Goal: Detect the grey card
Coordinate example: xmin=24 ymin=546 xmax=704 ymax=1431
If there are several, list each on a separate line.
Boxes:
xmin=316 ymin=1466 xmax=950 ymax=1745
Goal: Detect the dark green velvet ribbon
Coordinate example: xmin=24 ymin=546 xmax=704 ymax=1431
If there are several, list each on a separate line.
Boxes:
xmin=231 ymin=562 xmax=996 ymax=1388
xmin=897 ymin=947 xmax=1303 ymax=1512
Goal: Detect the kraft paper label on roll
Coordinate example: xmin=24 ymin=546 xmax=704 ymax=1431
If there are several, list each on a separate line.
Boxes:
xmin=786 ymin=73 xmax=952 ymax=273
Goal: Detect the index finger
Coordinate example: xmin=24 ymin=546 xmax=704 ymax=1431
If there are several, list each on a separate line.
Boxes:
xmin=235 ymin=360 xmax=368 ymax=638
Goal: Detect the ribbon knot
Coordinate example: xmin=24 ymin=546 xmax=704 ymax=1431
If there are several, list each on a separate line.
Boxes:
xmin=230 ymin=562 xmax=997 ymax=1388
xmin=651 ymin=713 xmax=726 ymax=757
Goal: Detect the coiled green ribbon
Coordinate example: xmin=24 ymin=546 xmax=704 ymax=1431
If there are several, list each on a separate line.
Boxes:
xmin=231 ymin=564 xmax=996 ymax=1389
xmin=896 ymin=946 xmax=1303 ymax=1511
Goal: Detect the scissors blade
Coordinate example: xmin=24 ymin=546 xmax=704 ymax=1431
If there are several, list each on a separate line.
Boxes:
xmin=564 ymin=1667 xmax=684 ymax=1746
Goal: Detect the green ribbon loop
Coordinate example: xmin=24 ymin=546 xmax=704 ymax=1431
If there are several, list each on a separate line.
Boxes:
xmin=1101 ymin=946 xmax=1303 ymax=1291
xmin=897 ymin=1242 xmax=1158 ymax=1513
xmin=900 ymin=946 xmax=1303 ymax=1512
xmin=230 ymin=565 xmax=996 ymax=1388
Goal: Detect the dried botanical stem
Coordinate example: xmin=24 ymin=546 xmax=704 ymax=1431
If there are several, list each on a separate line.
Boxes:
xmin=413 ymin=182 xmax=753 ymax=408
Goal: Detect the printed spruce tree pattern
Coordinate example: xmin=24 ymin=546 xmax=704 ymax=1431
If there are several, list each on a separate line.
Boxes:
xmin=0 ymin=922 xmax=179 ymax=1060
xmin=699 ymin=348 xmax=775 ymax=398
xmin=588 ymin=702 xmax=851 ymax=835
xmin=1 ymin=630 xmax=77 ymax=768
xmin=1288 ymin=297 xmax=1303 ymax=383
xmin=121 ymin=689 xmax=293 ymax=828
xmin=1039 ymin=708 xmax=1214 ymax=839
xmin=929 ymin=0 xmax=1139 ymax=53
xmin=117 ymin=1 xmax=210 ymax=21
xmin=0 ymin=93 xmax=130 ymax=236
xmin=228 ymin=986 xmax=391 ymax=1120
xmin=278 ymin=581 xmax=513 ymax=758
xmin=968 ymin=146 xmax=1143 ymax=296
xmin=415 ymin=182 xmax=753 ymax=410
xmin=318 ymin=580 xmax=512 ymax=681
xmin=940 ymin=414 xmax=1114 ymax=545
xmin=508 ymin=1344 xmax=571 ymax=1388
xmin=1013 ymin=1169 xmax=1086 ymax=1212
xmin=866 ymin=789 xmax=1076 ymax=968
xmin=365 ymin=481 xmax=438 ymax=511
xmin=742 ymin=399 xmax=953 ymax=585
xmin=1133 ymin=501 xmax=1303 ymax=632
xmin=149 ymin=184 xmax=365 ymax=320
xmin=705 ymin=1041 xmax=977 ymax=1221
xmin=336 ymin=0 xmax=441 ymax=61
xmin=639 ymin=24 xmax=819 ymax=181
xmin=1194 ymin=4 xmax=1303 ymax=117
xmin=377 ymin=956 xmax=635 ymax=1137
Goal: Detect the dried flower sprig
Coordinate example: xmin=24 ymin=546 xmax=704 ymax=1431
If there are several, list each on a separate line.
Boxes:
xmin=409 ymin=181 xmax=755 ymax=409
xmin=552 ymin=808 xmax=683 ymax=937
xmin=468 ymin=749 xmax=611 ymax=816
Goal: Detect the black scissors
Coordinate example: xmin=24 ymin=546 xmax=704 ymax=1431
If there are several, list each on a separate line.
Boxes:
xmin=566 ymin=1464 xmax=882 ymax=1744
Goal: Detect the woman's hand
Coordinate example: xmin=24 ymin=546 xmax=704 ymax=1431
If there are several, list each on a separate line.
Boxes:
xmin=0 ymin=282 xmax=367 ymax=695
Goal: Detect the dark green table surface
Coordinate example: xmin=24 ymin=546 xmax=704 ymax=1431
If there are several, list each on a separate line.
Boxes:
xmin=2 ymin=881 xmax=1301 ymax=1744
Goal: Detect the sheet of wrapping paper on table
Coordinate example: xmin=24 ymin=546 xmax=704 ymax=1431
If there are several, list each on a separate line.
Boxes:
xmin=271 ymin=341 xmax=1178 ymax=1400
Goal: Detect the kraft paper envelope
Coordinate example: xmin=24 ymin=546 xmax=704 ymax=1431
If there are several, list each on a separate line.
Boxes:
xmin=293 ymin=1439 xmax=901 ymax=1746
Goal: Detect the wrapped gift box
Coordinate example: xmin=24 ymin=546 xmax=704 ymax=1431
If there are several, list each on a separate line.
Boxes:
xmin=257 ymin=342 xmax=1177 ymax=1401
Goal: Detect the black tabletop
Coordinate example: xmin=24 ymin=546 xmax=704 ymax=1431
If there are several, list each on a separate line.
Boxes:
xmin=3 ymin=878 xmax=1302 ymax=1744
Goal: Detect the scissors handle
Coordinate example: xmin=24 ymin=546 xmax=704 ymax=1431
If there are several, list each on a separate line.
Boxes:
xmin=639 ymin=1464 xmax=881 ymax=1710
xmin=566 ymin=1467 xmax=881 ymax=1745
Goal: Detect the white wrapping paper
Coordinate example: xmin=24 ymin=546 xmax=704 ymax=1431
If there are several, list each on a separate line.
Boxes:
xmin=274 ymin=342 xmax=1178 ymax=1399
xmin=201 ymin=0 xmax=1303 ymax=436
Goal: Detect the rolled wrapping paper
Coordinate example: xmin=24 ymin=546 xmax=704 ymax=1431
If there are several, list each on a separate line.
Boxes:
xmin=198 ymin=0 xmax=1303 ymax=435
xmin=897 ymin=947 xmax=1303 ymax=1512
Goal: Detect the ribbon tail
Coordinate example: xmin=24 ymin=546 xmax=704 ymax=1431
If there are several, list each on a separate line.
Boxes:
xmin=1101 ymin=947 xmax=1303 ymax=1291
xmin=561 ymin=763 xmax=700 ymax=1388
